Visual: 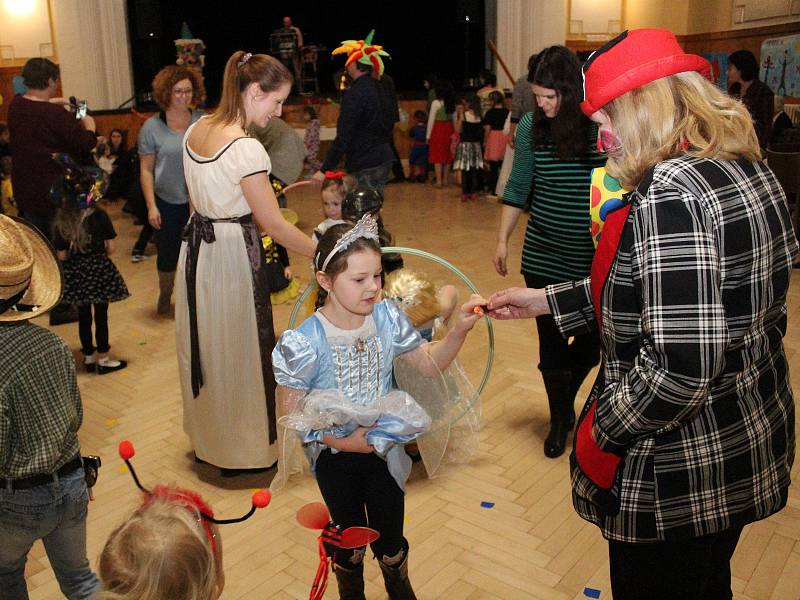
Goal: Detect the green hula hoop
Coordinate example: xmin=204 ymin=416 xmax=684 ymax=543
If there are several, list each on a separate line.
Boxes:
xmin=287 ymin=246 xmax=494 ymax=396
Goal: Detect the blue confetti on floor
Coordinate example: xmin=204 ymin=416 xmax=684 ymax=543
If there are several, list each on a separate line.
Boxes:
xmin=583 ymin=587 xmax=601 ymax=598
xmin=480 ymin=501 xmax=495 ymax=508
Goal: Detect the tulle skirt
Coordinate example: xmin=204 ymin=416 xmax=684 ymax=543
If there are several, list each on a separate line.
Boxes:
xmin=484 ymin=130 xmax=508 ymax=162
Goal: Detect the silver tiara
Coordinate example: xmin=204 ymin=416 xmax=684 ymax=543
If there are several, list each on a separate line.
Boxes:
xmin=317 ymin=214 xmax=380 ymax=272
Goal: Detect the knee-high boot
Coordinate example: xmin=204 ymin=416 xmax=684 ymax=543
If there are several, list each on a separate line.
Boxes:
xmin=379 ymin=552 xmax=417 ymax=600
xmin=540 ymin=368 xmax=574 ymax=458
xmin=157 ymin=270 xmax=174 ymax=315
xmin=332 ymin=563 xmax=366 ymax=600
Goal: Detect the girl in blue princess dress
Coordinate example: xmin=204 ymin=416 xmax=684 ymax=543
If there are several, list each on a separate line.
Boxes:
xmin=272 ymin=215 xmax=485 ymax=599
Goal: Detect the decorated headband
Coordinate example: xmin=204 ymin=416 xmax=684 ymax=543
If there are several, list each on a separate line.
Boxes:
xmin=118 ymin=440 xmax=270 ymax=552
xmin=324 ymin=170 xmax=345 ymax=181
xmin=316 ymin=213 xmax=380 ymax=272
xmin=332 ymin=29 xmax=390 ymax=76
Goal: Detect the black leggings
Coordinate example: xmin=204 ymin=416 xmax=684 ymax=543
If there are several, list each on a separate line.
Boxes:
xmin=314 ymin=450 xmax=406 ymax=567
xmin=78 ymin=303 xmax=109 ymax=355
xmin=524 ymin=273 xmax=599 ymax=371
xmin=460 ymin=168 xmax=482 ymax=195
xmin=155 ymin=197 xmax=189 ymax=272
xmin=609 ymin=526 xmax=743 ymax=600
xmin=486 ymin=160 xmax=502 ymax=194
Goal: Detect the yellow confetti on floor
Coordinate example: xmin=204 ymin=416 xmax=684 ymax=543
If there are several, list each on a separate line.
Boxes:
xmin=118 ymin=465 xmax=129 ymax=474
xmin=105 ymin=418 xmax=118 ymax=426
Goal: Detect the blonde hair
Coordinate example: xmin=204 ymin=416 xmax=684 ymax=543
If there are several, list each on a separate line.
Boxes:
xmin=603 ymin=71 xmax=761 ymax=189
xmin=97 ymin=495 xmax=222 ymax=600
xmin=384 ymin=270 xmax=440 ymax=328
xmin=209 ymin=51 xmax=292 ymax=129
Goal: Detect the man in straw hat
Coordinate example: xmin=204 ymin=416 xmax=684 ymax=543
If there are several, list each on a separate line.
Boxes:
xmin=0 ymin=214 xmax=100 ymax=599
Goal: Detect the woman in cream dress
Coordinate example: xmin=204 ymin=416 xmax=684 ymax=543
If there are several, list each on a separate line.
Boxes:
xmin=176 ymin=51 xmax=315 ymax=474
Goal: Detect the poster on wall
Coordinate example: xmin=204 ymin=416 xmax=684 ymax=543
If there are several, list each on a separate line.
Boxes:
xmin=760 ymin=34 xmax=800 ymax=98
xmin=701 ymin=53 xmax=729 ymax=90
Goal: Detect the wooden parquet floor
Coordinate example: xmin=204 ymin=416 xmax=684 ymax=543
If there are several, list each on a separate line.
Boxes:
xmin=23 ymin=182 xmax=800 ymax=600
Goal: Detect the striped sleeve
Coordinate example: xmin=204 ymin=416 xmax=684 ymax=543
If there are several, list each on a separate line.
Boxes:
xmin=501 ymin=112 xmax=534 ymax=207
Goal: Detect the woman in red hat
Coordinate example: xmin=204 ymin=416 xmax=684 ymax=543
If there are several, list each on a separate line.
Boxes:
xmin=488 ymin=29 xmax=798 ymax=599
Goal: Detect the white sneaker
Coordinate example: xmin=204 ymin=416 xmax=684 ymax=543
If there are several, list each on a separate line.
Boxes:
xmin=131 ymin=254 xmax=147 ymax=263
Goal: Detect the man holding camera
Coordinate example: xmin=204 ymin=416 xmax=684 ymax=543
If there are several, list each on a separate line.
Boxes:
xmin=8 ymin=58 xmax=98 ymax=325
xmin=0 ymin=214 xmax=100 ymax=600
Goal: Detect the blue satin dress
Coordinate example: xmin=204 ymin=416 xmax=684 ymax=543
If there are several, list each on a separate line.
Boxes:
xmin=272 ymin=300 xmax=429 ymax=490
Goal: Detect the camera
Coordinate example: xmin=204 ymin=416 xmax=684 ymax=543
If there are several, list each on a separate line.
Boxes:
xmin=69 ymin=96 xmax=88 ymax=119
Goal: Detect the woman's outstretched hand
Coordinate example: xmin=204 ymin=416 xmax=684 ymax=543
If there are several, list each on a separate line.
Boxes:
xmin=487 ymin=287 xmax=550 ymax=320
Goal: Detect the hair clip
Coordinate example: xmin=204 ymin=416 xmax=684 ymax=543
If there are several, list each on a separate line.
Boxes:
xmin=318 ymin=213 xmax=380 ymax=272
xmin=118 ymin=440 xmax=270 ymax=526
xmin=238 ymin=52 xmax=253 ymax=67
xmin=324 ymin=170 xmax=345 ymax=181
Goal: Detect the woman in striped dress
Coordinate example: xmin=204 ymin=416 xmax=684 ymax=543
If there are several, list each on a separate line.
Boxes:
xmin=494 ymin=46 xmax=606 ymax=458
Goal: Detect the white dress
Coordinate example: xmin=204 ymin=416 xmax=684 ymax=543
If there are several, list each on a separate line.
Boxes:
xmin=176 ymin=120 xmax=279 ymax=469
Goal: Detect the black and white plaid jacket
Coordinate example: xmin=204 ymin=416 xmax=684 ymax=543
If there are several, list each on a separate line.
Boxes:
xmin=547 ymin=156 xmax=799 ymax=542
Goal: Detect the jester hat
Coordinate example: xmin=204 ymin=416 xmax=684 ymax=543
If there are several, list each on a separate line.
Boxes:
xmin=332 ymin=29 xmax=390 ymax=76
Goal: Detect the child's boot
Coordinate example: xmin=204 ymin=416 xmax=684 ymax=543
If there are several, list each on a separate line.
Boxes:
xmin=332 ymin=562 xmax=366 ymax=600
xmin=379 ymin=551 xmax=417 ymax=600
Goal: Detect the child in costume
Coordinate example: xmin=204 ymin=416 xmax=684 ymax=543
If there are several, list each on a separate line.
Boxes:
xmin=408 ymin=110 xmax=429 ymax=183
xmin=262 ymin=234 xmax=301 ymax=304
xmin=98 ymin=488 xmax=224 ymax=600
xmin=101 ymin=441 xmax=271 ymax=600
xmin=482 ymin=91 xmax=509 ymax=195
xmin=313 ymin=171 xmax=348 ymax=242
xmin=341 ymin=186 xmax=404 ymax=276
xmin=272 ymin=215 xmax=486 ymax=599
xmin=51 ymin=154 xmax=128 ymax=374
xmin=453 ymin=94 xmax=485 ymax=201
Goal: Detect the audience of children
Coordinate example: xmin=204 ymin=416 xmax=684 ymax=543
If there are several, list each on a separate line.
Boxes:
xmin=482 ymin=90 xmax=509 ymax=195
xmin=453 ymin=94 xmax=485 ymax=201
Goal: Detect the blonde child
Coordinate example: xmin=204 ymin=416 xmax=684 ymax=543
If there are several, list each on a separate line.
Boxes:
xmin=97 ymin=488 xmax=224 ymax=600
xmin=272 ymin=215 xmax=485 ymax=598
xmin=312 ymin=171 xmax=348 ymax=242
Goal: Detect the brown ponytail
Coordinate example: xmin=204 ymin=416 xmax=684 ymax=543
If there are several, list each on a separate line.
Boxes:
xmin=208 ymin=51 xmax=293 ymax=129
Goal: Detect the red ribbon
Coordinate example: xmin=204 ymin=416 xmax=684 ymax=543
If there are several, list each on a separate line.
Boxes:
xmin=324 ymin=170 xmax=345 ymax=180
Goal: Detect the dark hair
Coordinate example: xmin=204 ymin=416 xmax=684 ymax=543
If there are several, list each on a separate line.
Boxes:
xmin=314 ymin=223 xmax=382 ymax=308
xmin=304 ymin=106 xmax=318 ymax=120
xmin=22 ymin=58 xmax=59 ymax=89
xmin=108 ymin=128 xmax=127 ymax=155
xmin=463 ymin=93 xmax=482 ymax=116
xmin=0 ymin=122 xmax=7 ymax=136
xmin=530 ymin=45 xmax=592 ymax=160
xmin=151 ymin=65 xmax=206 ymax=111
xmin=434 ymin=81 xmax=456 ymax=114
xmin=413 ymin=109 xmax=426 ymax=120
xmin=209 ymin=51 xmax=292 ymax=128
xmin=489 ymin=90 xmax=504 ymax=106
xmin=526 ymin=52 xmax=543 ymax=83
xmin=354 ymin=61 xmax=373 ymax=75
xmin=479 ymin=69 xmax=496 ymax=87
xmin=728 ymin=50 xmax=759 ymax=82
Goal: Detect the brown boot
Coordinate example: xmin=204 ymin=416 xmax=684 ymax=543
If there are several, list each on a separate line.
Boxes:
xmin=379 ymin=551 xmax=417 ymax=600
xmin=157 ymin=270 xmax=174 ymax=315
xmin=332 ymin=562 xmax=366 ymax=600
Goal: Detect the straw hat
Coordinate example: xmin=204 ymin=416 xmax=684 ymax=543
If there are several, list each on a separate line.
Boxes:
xmin=0 ymin=215 xmax=62 ymax=322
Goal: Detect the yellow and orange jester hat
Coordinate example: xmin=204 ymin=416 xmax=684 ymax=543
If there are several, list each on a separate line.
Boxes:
xmin=332 ymin=29 xmax=390 ymax=76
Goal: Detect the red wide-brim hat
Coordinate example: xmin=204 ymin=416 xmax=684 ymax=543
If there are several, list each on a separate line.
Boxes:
xmin=581 ymin=29 xmax=710 ymax=117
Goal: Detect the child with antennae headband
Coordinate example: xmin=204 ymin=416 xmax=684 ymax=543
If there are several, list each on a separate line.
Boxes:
xmin=97 ymin=441 xmax=270 ymax=600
